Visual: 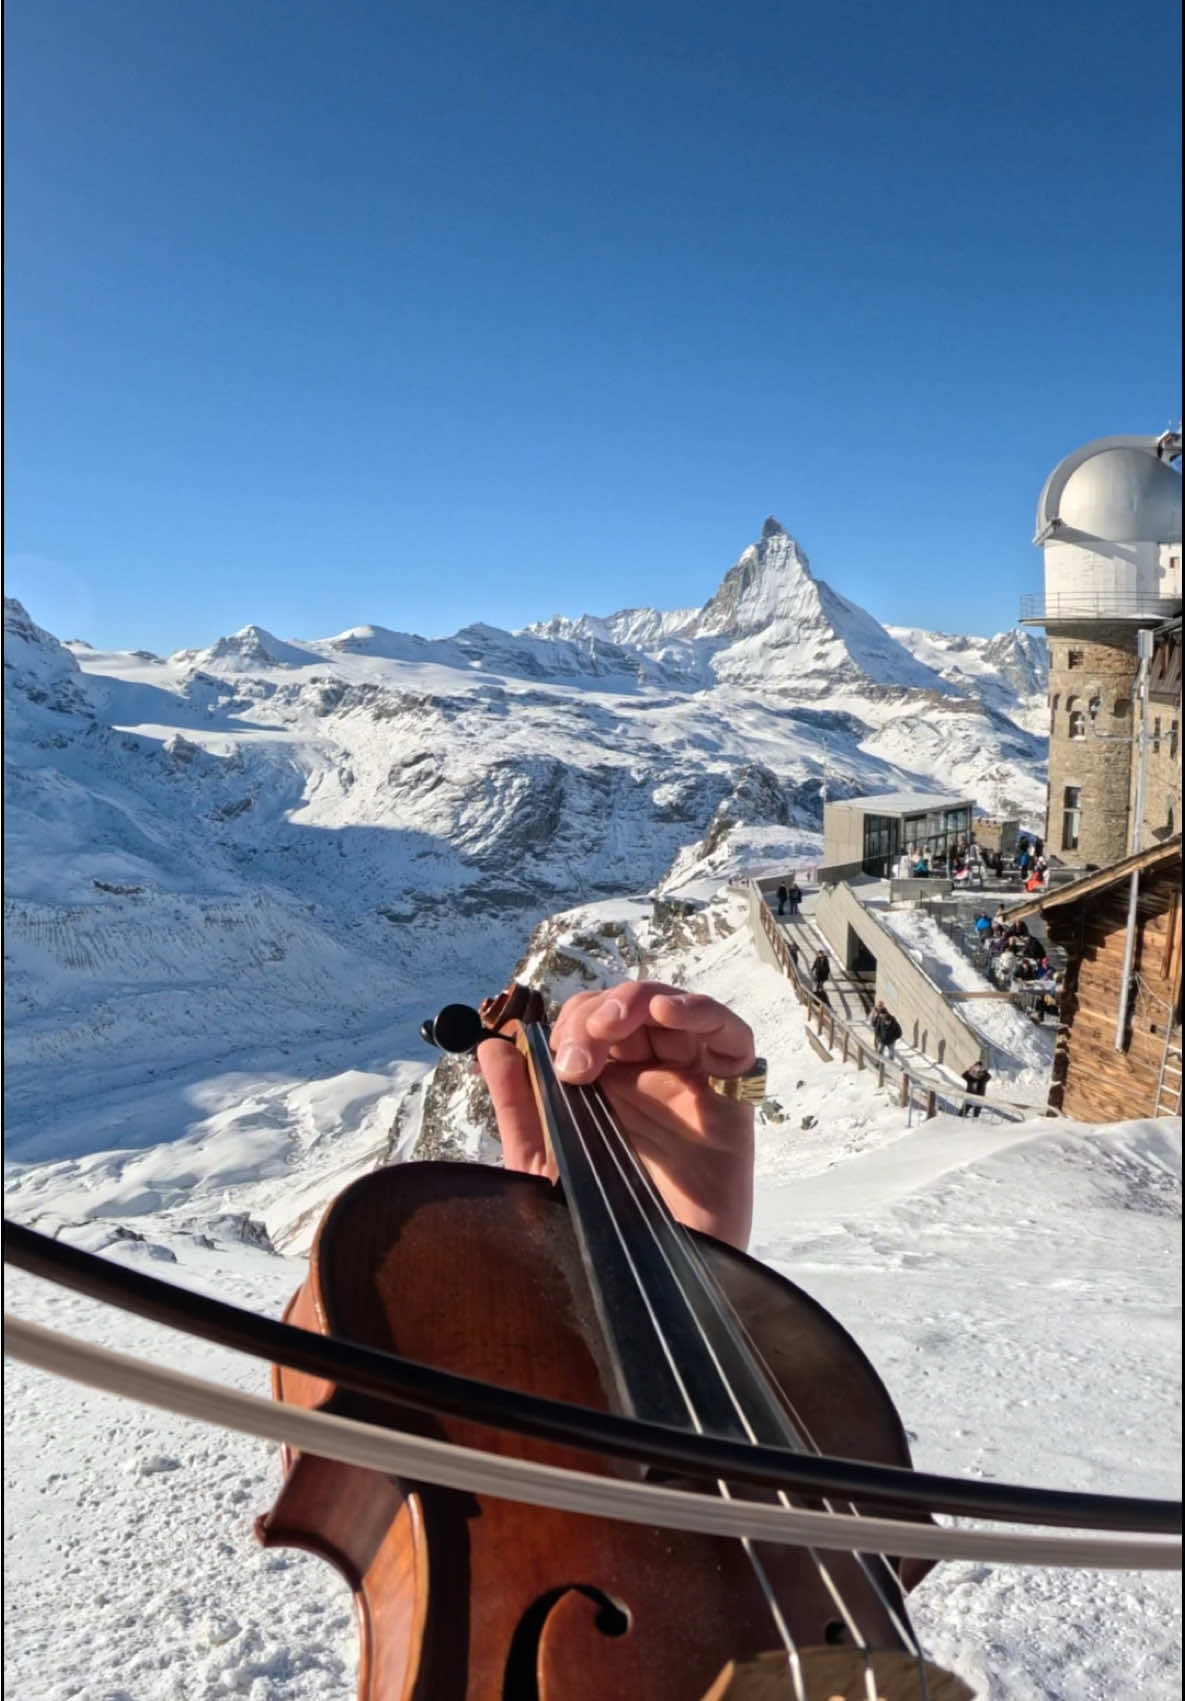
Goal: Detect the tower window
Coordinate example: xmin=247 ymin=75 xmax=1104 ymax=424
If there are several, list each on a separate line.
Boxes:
xmin=1151 ymin=717 xmax=1162 ymax=753
xmin=1067 ymin=649 xmax=1084 ymax=669
xmin=1062 ymin=786 xmax=1082 ymax=852
xmin=1171 ymin=722 xmax=1179 ymax=758
xmin=1068 ymin=709 xmax=1086 ymax=740
xmin=1114 ymin=698 xmax=1129 ymax=716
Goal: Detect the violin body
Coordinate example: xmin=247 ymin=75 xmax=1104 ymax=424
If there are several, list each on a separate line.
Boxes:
xmin=258 ymin=1162 xmax=932 ymax=1701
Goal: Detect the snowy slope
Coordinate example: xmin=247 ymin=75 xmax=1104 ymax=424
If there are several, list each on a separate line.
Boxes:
xmin=4 ymin=897 xmax=1180 ymax=1701
xmin=889 ymin=625 xmax=1049 ymax=734
xmin=4 ymin=521 xmax=1046 ymax=1154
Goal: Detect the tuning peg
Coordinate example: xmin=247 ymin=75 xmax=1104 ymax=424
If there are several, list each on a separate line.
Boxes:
xmin=420 ymin=1003 xmax=486 ymax=1054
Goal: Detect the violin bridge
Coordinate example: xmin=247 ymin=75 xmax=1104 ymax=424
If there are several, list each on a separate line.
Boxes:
xmin=699 ymin=1647 xmax=975 ymax=1701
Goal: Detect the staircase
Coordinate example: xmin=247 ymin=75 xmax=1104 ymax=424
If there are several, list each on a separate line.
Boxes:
xmin=785 ymin=915 xmax=874 ymax=1022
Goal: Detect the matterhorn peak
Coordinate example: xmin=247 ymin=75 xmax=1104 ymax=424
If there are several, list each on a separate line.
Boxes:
xmin=693 ymin=521 xmax=815 ymax=639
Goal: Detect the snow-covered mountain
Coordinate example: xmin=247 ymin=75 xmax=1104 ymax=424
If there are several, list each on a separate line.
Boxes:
xmin=529 ymin=518 xmax=966 ymax=696
xmin=888 ymin=623 xmax=1049 ymax=733
xmin=4 ymin=518 xmax=1046 ymax=1152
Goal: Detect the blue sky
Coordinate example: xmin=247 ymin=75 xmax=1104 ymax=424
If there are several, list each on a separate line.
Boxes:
xmin=5 ymin=0 xmax=1181 ymax=654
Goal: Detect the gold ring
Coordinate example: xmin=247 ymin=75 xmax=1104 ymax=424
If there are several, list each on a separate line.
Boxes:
xmin=707 ymin=1059 xmax=768 ymax=1104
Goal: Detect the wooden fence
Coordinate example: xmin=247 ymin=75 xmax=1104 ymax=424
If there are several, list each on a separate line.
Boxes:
xmin=747 ymin=884 xmax=1040 ymax=1125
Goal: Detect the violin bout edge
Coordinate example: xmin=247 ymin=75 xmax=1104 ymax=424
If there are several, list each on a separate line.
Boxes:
xmin=699 ymin=1647 xmax=976 ymax=1701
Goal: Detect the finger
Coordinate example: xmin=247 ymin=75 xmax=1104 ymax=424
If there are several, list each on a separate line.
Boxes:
xmin=551 ymin=982 xmax=755 ymax=1079
xmin=647 ymin=991 xmax=756 ymax=1071
xmin=549 ymin=987 xmax=637 ymax=1081
xmin=557 ymin=981 xmax=686 ymax=1064
xmin=645 ymin=1025 xmax=702 ymax=1069
xmin=476 ymin=1036 xmax=550 ymax=1175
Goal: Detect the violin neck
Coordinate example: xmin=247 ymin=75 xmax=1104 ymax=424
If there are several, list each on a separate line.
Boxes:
xmin=518 ymin=1022 xmax=802 ymax=1448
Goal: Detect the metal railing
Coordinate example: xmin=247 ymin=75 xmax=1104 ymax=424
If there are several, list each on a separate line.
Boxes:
xmin=747 ymin=887 xmax=1042 ymax=1124
xmin=1019 ymin=592 xmax=1182 ymax=624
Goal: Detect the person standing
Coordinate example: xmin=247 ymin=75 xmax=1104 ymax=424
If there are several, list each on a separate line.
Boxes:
xmin=959 ymin=1061 xmax=991 ymax=1117
xmin=776 ymin=883 xmax=788 ymax=916
xmin=880 ymin=1007 xmax=902 ymax=1057
xmin=871 ymin=1002 xmax=889 ymax=1054
xmin=811 ymin=949 xmax=830 ymax=998
xmin=786 ymin=880 xmax=802 ymax=918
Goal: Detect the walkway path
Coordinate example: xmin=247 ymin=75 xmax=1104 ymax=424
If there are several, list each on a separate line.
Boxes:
xmin=766 ymin=890 xmax=971 ymax=1091
xmin=751 ymin=883 xmax=1036 ymax=1119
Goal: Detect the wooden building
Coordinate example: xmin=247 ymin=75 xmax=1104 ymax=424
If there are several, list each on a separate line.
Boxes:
xmin=1003 ymin=837 xmax=1183 ymax=1122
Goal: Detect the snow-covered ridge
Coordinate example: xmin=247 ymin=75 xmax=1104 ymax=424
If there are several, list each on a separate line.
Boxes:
xmin=888 ymin=623 xmax=1049 ymax=732
xmin=525 ymin=518 xmax=973 ymax=697
xmin=4 ymin=518 xmax=1047 ymax=1154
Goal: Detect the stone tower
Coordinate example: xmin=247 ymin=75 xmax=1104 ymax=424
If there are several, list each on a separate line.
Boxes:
xmin=1023 ymin=434 xmax=1183 ymax=868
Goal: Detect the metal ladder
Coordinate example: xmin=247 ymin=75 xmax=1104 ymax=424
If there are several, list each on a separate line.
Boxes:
xmin=1153 ymin=1017 xmax=1183 ymax=1117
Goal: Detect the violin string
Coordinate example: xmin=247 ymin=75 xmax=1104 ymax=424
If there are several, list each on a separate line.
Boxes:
xmin=570 ymin=1077 xmax=889 ymax=1701
xmin=553 ymin=1057 xmax=928 ymax=1701
xmin=670 ymin=1250 xmax=935 ymax=1691
xmin=539 ymin=1053 xmax=812 ymax=1701
xmin=589 ymin=1101 xmax=930 ymax=1664
xmin=578 ymin=1077 xmax=935 ymax=1701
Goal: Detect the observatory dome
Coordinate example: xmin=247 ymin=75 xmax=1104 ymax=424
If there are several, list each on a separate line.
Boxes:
xmin=1042 ymin=444 xmax=1182 ymax=544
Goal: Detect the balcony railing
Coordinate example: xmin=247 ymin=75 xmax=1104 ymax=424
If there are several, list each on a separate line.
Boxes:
xmin=1020 ymin=592 xmax=1183 ymax=624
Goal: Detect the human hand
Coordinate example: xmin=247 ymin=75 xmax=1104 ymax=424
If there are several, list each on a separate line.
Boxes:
xmin=477 ymin=980 xmax=757 ymax=1251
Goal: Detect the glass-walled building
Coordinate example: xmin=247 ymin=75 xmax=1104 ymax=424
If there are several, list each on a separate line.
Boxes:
xmin=821 ymin=792 xmax=975 ymax=880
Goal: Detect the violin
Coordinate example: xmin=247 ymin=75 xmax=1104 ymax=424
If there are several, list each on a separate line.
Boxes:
xmin=256 ymin=982 xmax=972 ymax=1700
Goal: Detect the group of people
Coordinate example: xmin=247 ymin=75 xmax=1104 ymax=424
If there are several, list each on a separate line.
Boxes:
xmin=899 ymin=833 xmax=1048 ymax=893
xmin=775 ymin=880 xmax=802 ymax=918
xmin=978 ymin=911 xmax=1057 ymax=982
xmin=900 ymin=834 xmax=984 ymax=883
xmin=975 ymin=909 xmax=1062 ymax=1020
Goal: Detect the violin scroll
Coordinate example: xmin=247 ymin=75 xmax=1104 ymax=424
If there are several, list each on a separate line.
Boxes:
xmin=419 ymin=983 xmax=547 ymax=1055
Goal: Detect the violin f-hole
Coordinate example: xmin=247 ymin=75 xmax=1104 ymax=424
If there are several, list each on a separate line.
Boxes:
xmin=504 ymin=1584 xmax=632 ymax=1698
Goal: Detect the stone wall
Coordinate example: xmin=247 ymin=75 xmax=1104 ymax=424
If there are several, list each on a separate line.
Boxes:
xmin=1045 ymin=623 xmax=1139 ymax=867
xmin=1133 ymin=625 xmax=1183 ymax=845
xmin=1135 ymin=710 xmax=1183 ymax=845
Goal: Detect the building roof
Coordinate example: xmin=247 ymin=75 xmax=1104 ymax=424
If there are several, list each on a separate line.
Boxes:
xmin=1036 ymin=437 xmax=1183 ymax=545
xmin=827 ymin=791 xmax=971 ymax=816
xmin=1000 ymin=836 xmax=1184 ymax=921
